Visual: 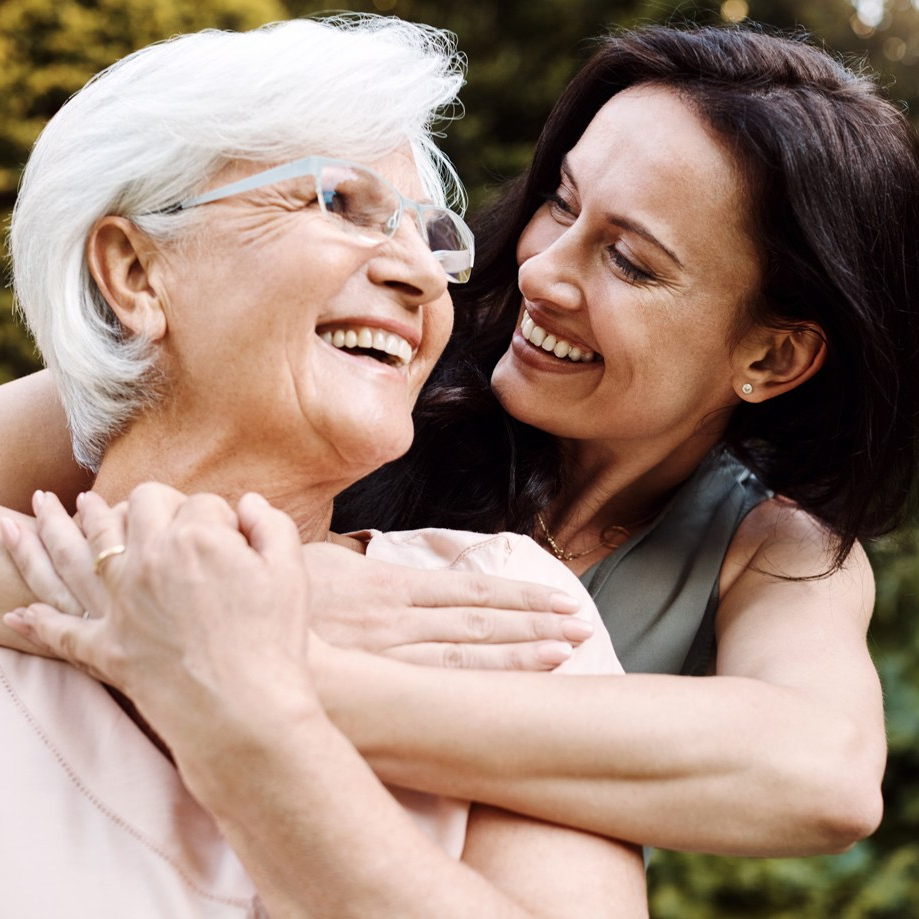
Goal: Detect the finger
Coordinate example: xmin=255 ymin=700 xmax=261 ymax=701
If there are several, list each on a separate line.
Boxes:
xmin=384 ymin=639 xmax=575 ymax=671
xmin=33 ymin=492 xmax=108 ymax=611
xmin=392 ymin=606 xmax=595 ymax=646
xmin=122 ymin=482 xmax=188 ymax=553
xmin=402 ymin=568 xmax=581 ymax=615
xmin=173 ymin=492 xmax=239 ymax=531
xmin=237 ymin=493 xmax=302 ymax=562
xmin=79 ymin=491 xmax=132 ymax=564
xmin=76 ymin=490 xmax=122 ymax=527
xmin=3 ymin=604 xmax=109 ymax=682
xmin=1 ymin=516 xmax=87 ymax=617
xmin=76 ymin=491 xmax=127 ymax=538
xmin=2 ymin=609 xmax=37 ymax=641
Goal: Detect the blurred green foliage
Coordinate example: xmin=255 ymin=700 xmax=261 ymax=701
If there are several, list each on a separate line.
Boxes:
xmin=0 ymin=0 xmax=287 ymax=381
xmin=1 ymin=0 xmax=917 ymax=914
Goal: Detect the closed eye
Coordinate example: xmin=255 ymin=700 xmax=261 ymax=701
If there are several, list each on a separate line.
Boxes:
xmin=543 ymin=192 xmax=577 ymax=222
xmin=607 ymin=247 xmax=653 ymax=284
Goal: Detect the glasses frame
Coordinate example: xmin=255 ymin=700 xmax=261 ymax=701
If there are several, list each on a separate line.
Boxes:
xmin=166 ymin=155 xmax=474 ymax=284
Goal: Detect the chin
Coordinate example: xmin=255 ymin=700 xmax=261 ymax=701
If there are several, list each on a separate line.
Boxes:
xmin=492 ymin=367 xmax=536 ymax=426
xmin=338 ymin=420 xmax=416 ymax=475
xmin=493 ymin=380 xmax=575 ymax=440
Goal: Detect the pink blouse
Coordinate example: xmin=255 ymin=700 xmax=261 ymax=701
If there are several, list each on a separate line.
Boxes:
xmin=0 ymin=529 xmax=621 ymax=914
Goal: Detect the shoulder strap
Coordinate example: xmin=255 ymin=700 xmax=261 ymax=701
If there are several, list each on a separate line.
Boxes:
xmin=580 ymin=452 xmax=770 ymax=675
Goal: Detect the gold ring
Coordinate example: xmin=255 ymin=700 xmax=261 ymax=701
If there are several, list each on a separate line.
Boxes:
xmin=93 ymin=544 xmax=126 ymax=576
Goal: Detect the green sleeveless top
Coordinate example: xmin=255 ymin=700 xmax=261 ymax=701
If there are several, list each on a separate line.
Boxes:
xmin=578 ymin=450 xmax=771 ymax=676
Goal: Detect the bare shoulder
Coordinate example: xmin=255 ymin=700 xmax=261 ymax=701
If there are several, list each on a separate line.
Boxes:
xmin=720 ymin=496 xmax=874 ymax=628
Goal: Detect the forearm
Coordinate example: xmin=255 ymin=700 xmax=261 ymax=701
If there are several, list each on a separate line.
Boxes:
xmin=174 ymin=702 xmax=541 ymax=919
xmin=317 ymin=648 xmax=883 ymax=856
xmin=0 ymin=370 xmax=90 ymax=514
xmin=0 ymin=511 xmax=52 ymax=655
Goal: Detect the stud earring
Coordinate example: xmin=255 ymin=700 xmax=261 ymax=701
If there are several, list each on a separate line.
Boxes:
xmin=741 ymin=383 xmax=753 ymax=395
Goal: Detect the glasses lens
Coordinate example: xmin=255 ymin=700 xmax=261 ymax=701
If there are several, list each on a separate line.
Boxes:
xmin=318 ymin=161 xmax=474 ymax=283
xmin=318 ymin=163 xmax=400 ymax=236
xmin=422 ymin=209 xmax=474 ymax=283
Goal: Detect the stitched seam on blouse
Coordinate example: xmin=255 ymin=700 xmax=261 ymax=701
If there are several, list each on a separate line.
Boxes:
xmin=392 ymin=531 xmax=514 ymax=569
xmin=0 ymin=659 xmax=254 ymax=911
xmin=446 ymin=533 xmax=514 ymax=568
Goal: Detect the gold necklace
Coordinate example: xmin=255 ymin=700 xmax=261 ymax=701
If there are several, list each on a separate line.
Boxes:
xmin=535 ymin=511 xmax=654 ymax=562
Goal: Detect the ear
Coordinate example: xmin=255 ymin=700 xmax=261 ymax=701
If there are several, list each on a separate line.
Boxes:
xmin=86 ymin=216 xmax=168 ymax=341
xmin=731 ymin=323 xmax=827 ymax=403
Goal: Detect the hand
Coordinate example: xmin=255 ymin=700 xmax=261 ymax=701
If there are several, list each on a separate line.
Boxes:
xmin=0 ymin=490 xmax=99 ymax=619
xmin=3 ymin=486 xmax=318 ymax=755
xmin=300 ymin=540 xmax=591 ymax=670
xmin=4 ymin=488 xmax=590 ymax=673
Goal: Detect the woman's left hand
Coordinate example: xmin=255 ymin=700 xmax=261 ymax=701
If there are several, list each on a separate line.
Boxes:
xmin=2 ymin=485 xmax=317 ymax=759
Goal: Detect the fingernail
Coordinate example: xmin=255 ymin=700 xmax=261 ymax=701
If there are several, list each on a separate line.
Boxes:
xmin=3 ymin=609 xmax=27 ymax=626
xmin=535 ymin=640 xmax=573 ymax=665
xmin=32 ymin=490 xmax=45 ymax=512
xmin=548 ymin=593 xmax=580 ymax=614
xmin=0 ymin=517 xmax=19 ymax=548
xmin=561 ymin=618 xmax=594 ymax=642
xmin=76 ymin=492 xmax=85 ymax=510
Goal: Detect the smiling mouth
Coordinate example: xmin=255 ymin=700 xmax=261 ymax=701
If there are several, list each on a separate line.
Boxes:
xmin=520 ymin=310 xmax=599 ymax=363
xmin=319 ymin=325 xmax=415 ymax=368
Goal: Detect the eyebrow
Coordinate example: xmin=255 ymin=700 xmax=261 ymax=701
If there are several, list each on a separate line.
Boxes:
xmin=560 ymin=157 xmax=684 ymax=270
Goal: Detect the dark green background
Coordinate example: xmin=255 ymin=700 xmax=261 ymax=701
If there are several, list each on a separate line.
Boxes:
xmin=2 ymin=1 xmax=917 ymax=914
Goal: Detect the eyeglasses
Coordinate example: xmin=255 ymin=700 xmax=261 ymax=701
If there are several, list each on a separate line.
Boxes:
xmin=166 ymin=156 xmax=475 ymax=284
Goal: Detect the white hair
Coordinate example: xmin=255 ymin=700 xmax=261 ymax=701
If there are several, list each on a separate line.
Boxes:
xmin=10 ymin=15 xmax=466 ymax=469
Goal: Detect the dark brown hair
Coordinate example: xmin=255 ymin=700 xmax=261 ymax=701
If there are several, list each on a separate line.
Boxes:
xmin=336 ymin=23 xmax=919 ymax=569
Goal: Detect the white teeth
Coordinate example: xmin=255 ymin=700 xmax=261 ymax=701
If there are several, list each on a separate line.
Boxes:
xmin=320 ymin=325 xmax=415 ymax=367
xmin=520 ymin=310 xmax=599 ymax=363
xmin=529 ymin=325 xmax=547 ymax=347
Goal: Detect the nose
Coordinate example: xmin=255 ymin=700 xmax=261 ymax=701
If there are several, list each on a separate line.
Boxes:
xmin=517 ymin=210 xmax=585 ymax=313
xmin=367 ymin=212 xmax=448 ymax=307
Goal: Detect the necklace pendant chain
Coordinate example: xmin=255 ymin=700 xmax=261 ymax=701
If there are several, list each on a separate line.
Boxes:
xmin=535 ymin=512 xmax=653 ymax=562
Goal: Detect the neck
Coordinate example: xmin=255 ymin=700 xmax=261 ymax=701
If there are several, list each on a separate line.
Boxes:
xmin=539 ymin=434 xmax=721 ymax=573
xmin=93 ymin=413 xmax=357 ymax=544
xmin=91 ymin=409 xmax=364 ymax=758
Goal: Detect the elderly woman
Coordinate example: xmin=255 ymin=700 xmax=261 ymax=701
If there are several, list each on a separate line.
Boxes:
xmin=0 ymin=16 xmax=649 ymax=919
xmin=3 ymin=15 xmax=919 ymax=890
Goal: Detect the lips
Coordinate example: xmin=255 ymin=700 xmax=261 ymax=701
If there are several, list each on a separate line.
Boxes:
xmin=520 ymin=309 xmax=598 ymax=363
xmin=319 ymin=325 xmax=415 ymax=367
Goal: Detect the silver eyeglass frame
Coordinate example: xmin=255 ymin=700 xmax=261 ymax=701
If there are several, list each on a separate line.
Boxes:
xmin=163 ymin=155 xmax=475 ymax=284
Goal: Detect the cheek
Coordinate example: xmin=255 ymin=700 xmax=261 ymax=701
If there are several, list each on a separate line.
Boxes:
xmin=425 ymin=295 xmax=454 ymax=365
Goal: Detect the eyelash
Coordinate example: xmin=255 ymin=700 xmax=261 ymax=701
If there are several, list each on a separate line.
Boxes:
xmin=544 ymin=192 xmax=574 ymax=218
xmin=543 ymin=192 xmax=653 ymax=284
xmin=607 ymin=247 xmax=651 ymax=283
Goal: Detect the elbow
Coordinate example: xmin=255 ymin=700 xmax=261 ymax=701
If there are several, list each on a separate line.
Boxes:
xmin=809 ymin=782 xmax=883 ymax=854
xmin=792 ymin=720 xmax=885 ymax=854
xmin=818 ymin=765 xmax=884 ymax=853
